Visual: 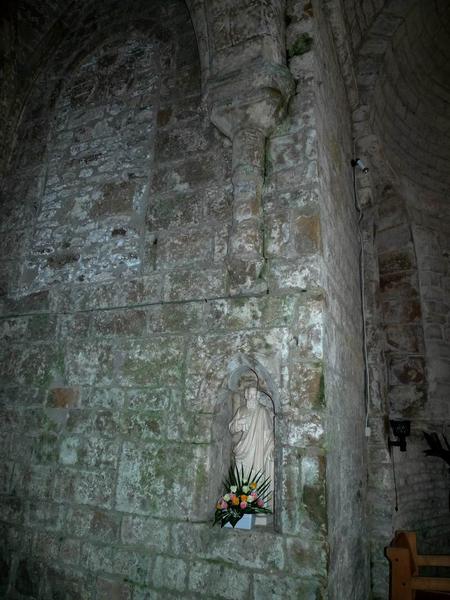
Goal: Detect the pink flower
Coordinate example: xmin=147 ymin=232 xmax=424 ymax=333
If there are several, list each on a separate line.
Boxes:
xmin=240 ymin=501 xmax=247 ymax=509
xmin=220 ymin=500 xmax=228 ymax=509
xmin=257 ymin=498 xmax=264 ymax=508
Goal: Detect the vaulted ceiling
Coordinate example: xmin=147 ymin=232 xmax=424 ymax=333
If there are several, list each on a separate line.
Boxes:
xmin=2 ymin=0 xmax=450 ymax=191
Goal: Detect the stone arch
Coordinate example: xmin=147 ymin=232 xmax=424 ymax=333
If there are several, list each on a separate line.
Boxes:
xmin=18 ymin=29 xmax=165 ymax=292
xmin=185 ymin=0 xmax=211 ymax=93
xmin=226 ymin=354 xmax=280 ymax=410
xmin=205 ymin=354 xmax=281 ymax=529
xmin=3 ymin=0 xmax=206 ymax=298
xmin=2 ymin=0 xmax=200 ymax=166
xmin=57 ymin=19 xmax=178 ymax=95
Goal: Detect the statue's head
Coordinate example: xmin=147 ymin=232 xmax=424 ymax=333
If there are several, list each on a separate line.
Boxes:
xmin=244 ymin=383 xmax=258 ymax=408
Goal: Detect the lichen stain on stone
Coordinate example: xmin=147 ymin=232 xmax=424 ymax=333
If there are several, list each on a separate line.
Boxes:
xmin=317 ymin=370 xmax=325 ymax=407
xmin=302 ymin=456 xmax=327 ymax=526
xmin=47 ymin=387 xmax=79 ymax=408
xmin=59 ymin=437 xmax=79 ymax=465
xmin=294 ymin=214 xmax=321 ymax=253
xmin=124 ymin=413 xmax=161 ymax=438
xmin=393 ymin=360 xmax=424 ymax=385
xmin=407 ymin=301 xmax=422 ymax=321
xmin=157 ymin=108 xmax=172 ymax=127
xmin=303 ymin=2 xmax=314 ymax=18
xmin=194 ymin=461 xmax=208 ymax=491
xmin=90 ymin=181 xmax=135 ymax=218
xmin=329 ymin=136 xmax=342 ymax=171
xmin=35 ymin=432 xmax=59 ymax=463
xmin=379 ymin=250 xmax=413 ymax=274
xmin=288 ymin=33 xmax=313 ymax=58
xmin=290 ymin=420 xmax=324 ymax=446
xmin=47 ymin=251 xmax=80 ymax=269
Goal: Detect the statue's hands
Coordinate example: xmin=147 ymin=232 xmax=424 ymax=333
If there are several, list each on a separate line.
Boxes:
xmin=238 ymin=417 xmax=249 ymax=432
xmin=230 ymin=417 xmax=248 ymax=433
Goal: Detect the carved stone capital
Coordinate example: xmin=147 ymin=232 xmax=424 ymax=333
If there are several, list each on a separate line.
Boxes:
xmin=209 ymin=59 xmax=294 ymax=139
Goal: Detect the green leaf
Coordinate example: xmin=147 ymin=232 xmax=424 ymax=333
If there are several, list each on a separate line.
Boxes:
xmin=212 ymin=463 xmax=273 ymax=526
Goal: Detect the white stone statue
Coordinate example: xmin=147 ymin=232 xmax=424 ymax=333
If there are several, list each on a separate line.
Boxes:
xmin=229 ymin=381 xmax=274 ymax=493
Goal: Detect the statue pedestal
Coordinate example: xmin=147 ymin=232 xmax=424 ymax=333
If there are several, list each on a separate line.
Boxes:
xmin=224 ymin=513 xmax=256 ymax=530
xmin=255 ymin=514 xmax=268 ymax=526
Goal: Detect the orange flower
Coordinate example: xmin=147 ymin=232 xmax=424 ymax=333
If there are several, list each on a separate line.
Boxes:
xmin=232 ymin=496 xmax=240 ymax=506
xmin=240 ymin=494 xmax=248 ymax=502
xmin=250 ymin=482 xmax=257 ymax=489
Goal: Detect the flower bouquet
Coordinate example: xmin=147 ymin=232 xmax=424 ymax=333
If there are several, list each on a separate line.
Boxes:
xmin=213 ymin=464 xmax=272 ymax=528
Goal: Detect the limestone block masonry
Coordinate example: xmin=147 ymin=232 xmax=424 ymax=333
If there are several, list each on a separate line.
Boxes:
xmin=0 ymin=1 xmax=342 ymax=598
xmin=5 ymin=0 xmax=449 ymax=599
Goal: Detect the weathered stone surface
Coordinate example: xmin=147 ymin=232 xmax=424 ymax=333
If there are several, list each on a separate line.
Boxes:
xmin=96 ymin=577 xmax=133 ymax=600
xmin=65 ymin=506 xmax=120 ymax=543
xmin=91 ymin=310 xmax=147 ymax=336
xmin=163 ymin=267 xmax=226 ymax=301
xmin=47 ymin=387 xmax=80 ymax=408
xmin=253 ymin=574 xmax=323 ymax=599
xmin=113 ymin=548 xmax=150 ymax=584
xmin=268 ymin=255 xmax=321 ymax=292
xmin=75 ymin=470 xmax=115 ymax=509
xmin=188 ymin=561 xmax=251 ymax=598
xmin=121 ymin=515 xmax=170 ymax=551
xmin=172 ymin=521 xmax=285 ymax=570
xmin=117 ymin=338 xmax=184 ymax=387
xmin=152 ymin=555 xmax=187 ymax=592
xmin=115 ymin=441 xmax=171 ymax=515
xmin=2 ymin=0 xmax=448 ymax=598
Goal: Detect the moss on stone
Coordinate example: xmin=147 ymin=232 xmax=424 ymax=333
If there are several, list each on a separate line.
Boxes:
xmin=35 ymin=432 xmax=59 ymax=463
xmin=288 ymin=33 xmax=313 ymax=58
xmin=317 ymin=370 xmax=325 ymax=407
xmin=302 ymin=455 xmax=327 ymax=526
xmin=54 ymin=349 xmax=65 ymax=378
xmin=195 ymin=461 xmax=208 ymax=490
xmin=303 ymin=483 xmax=327 ymax=526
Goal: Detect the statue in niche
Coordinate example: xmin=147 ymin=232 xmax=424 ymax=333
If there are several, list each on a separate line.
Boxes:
xmin=229 ymin=374 xmax=274 ymax=505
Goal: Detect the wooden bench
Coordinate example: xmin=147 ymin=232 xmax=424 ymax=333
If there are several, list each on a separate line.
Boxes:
xmin=386 ymin=531 xmax=450 ymax=600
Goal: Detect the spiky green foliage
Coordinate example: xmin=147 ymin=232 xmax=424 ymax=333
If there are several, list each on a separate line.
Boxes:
xmin=213 ymin=464 xmax=272 ymax=528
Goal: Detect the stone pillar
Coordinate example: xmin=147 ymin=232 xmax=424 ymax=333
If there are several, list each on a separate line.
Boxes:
xmin=186 ymin=0 xmax=294 ymax=292
xmin=228 ymin=127 xmax=266 ymax=291
xmin=210 ymin=64 xmax=294 ymax=293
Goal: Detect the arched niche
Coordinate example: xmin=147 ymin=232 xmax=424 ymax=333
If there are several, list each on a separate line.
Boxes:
xmin=23 ymin=28 xmax=160 ymax=291
xmin=207 ymin=354 xmax=282 ymax=530
xmin=12 ymin=11 xmax=202 ymax=295
xmin=2 ymin=0 xmax=204 ymax=300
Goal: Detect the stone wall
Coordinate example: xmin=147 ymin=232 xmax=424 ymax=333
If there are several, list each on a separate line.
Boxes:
xmin=405 ymin=190 xmax=450 ymax=551
xmin=310 ymin=2 xmax=369 ymax=598
xmin=2 ymin=0 xmax=449 ymax=598
xmin=0 ymin=0 xmax=339 ymax=598
xmin=0 ymin=0 xmax=66 ymax=177
xmin=371 ymin=2 xmax=450 ymax=197
xmin=349 ymin=1 xmax=450 ymax=596
xmin=363 ymin=179 xmax=450 ymax=600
